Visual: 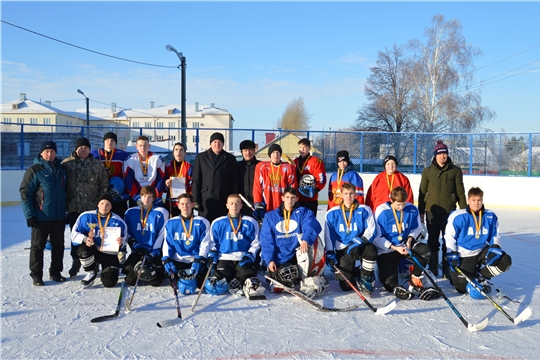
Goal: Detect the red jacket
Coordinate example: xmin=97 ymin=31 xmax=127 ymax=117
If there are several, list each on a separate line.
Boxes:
xmin=164 ymin=159 xmax=193 ymax=205
xmin=253 ymin=161 xmax=296 ymax=212
xmin=294 ymin=155 xmax=327 ymax=202
xmin=365 ymin=170 xmax=413 ymax=211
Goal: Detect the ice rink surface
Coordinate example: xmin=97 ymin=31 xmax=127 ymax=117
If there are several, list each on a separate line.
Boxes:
xmin=1 ymin=204 xmax=539 ymax=359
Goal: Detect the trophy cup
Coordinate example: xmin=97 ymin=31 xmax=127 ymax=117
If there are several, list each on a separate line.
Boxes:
xmin=87 ymin=223 xmax=98 ymax=245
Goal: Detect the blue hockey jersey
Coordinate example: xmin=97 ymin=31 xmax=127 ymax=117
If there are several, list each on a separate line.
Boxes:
xmin=373 ymin=202 xmax=423 ymax=255
xmin=71 ymin=210 xmax=128 ymax=251
xmin=210 ymin=215 xmax=260 ymax=261
xmin=124 ymin=205 xmax=169 ymax=254
xmin=162 ymin=215 xmax=211 ymax=263
xmin=324 ymin=203 xmax=377 ymax=251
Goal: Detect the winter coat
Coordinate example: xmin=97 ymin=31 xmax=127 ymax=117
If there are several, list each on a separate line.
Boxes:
xmin=236 ymin=157 xmax=260 ymax=215
xmin=253 ymin=161 xmax=297 ymax=212
xmin=418 ymin=157 xmax=466 ymax=215
xmin=365 ymin=170 xmax=414 ymax=212
xmin=327 ymin=162 xmax=364 ymax=209
xmin=20 ymin=155 xmax=68 ymax=222
xmin=62 ymin=152 xmax=109 ymax=213
xmin=192 ymin=149 xmax=238 ymax=222
xmin=293 ymin=155 xmax=327 ymax=203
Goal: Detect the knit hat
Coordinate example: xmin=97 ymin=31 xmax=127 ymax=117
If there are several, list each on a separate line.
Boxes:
xmin=40 ymin=140 xmax=57 ymax=154
xmin=433 ymin=140 xmax=448 ymax=156
xmin=336 ymin=150 xmax=350 ymax=163
xmin=268 ymin=143 xmax=282 ymax=157
xmin=75 ymin=137 xmax=91 ymax=150
xmin=210 ymin=132 xmax=225 ymax=144
xmin=383 ymin=155 xmax=398 ymax=167
xmin=103 ymin=132 xmax=118 ymax=144
xmin=239 ymin=139 xmax=256 ymax=150
xmin=96 ymin=193 xmax=114 ymax=207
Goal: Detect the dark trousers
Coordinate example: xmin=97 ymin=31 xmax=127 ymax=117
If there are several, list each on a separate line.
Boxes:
xmin=426 ymin=212 xmax=450 ymax=275
xmin=30 ymin=220 xmax=65 ymax=279
xmin=299 ymin=201 xmax=318 ymax=216
xmin=215 ymin=259 xmax=257 ymax=285
xmin=124 ymin=253 xmax=165 ymax=287
xmin=335 ymin=243 xmax=378 ymax=282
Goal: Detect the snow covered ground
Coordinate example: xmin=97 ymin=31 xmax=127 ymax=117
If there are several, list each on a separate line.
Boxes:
xmin=1 ymin=204 xmax=538 ymax=359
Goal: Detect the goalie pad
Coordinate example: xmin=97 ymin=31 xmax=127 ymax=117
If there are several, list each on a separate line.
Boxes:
xmin=299 ymin=275 xmax=329 ymax=299
xmin=296 ymin=236 xmax=326 ymax=279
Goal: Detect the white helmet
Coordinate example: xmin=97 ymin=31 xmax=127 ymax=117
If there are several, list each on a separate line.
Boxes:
xmin=299 ymin=174 xmax=316 ymax=189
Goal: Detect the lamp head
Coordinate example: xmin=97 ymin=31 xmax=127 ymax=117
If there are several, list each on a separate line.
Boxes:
xmin=77 ymin=89 xmax=85 ymax=96
xmin=166 ymin=44 xmax=177 ymax=53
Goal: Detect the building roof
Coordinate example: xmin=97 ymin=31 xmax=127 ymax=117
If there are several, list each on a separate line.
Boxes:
xmin=1 ymin=97 xmax=87 ymax=119
xmin=75 ymin=104 xmax=231 ymax=120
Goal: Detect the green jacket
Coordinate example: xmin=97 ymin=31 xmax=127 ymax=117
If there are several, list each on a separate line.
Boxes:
xmin=418 ymin=157 xmax=466 ymax=215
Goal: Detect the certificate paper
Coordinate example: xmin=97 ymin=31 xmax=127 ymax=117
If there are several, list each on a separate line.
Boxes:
xmin=100 ymin=227 xmax=121 ymax=254
xmin=170 ymin=177 xmax=187 ymax=197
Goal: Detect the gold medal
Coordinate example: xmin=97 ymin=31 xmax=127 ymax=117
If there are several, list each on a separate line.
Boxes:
xmin=398 ymin=236 xmax=402 ymax=241
xmin=471 ymin=210 xmax=482 ymax=240
xmin=285 ymin=233 xmax=290 ymax=238
xmin=346 ymin=229 xmax=351 ymax=234
xmin=141 ymin=230 xmax=145 ymax=235
xmin=186 ymin=240 xmax=191 ymax=245
xmin=475 ymin=234 xmax=480 ymax=239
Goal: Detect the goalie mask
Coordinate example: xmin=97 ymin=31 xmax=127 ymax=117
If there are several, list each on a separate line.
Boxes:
xmin=108 ymin=176 xmax=125 ymax=202
xmin=299 ymin=174 xmax=316 ymax=189
xmin=277 ymin=264 xmax=299 ymax=287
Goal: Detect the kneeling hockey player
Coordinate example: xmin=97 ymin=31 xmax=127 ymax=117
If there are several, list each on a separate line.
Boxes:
xmin=324 ymin=182 xmax=378 ymax=297
xmin=374 ymin=187 xmax=439 ymax=300
xmin=71 ymin=193 xmax=127 ymax=288
xmin=123 ymin=186 xmax=169 ymax=287
xmin=161 ymin=193 xmax=211 ymax=294
xmin=204 ymin=194 xmax=265 ymax=299
xmin=260 ymin=186 xmax=327 ymax=298
xmin=445 ymin=187 xmax=512 ymax=299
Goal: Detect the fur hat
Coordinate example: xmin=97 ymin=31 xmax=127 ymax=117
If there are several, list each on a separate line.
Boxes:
xmin=239 ymin=140 xmax=256 ymax=150
xmin=433 ymin=140 xmax=448 ymax=156
xmin=336 ymin=150 xmax=350 ymax=163
xmin=268 ymin=143 xmax=282 ymax=157
xmin=103 ymin=132 xmax=118 ymax=144
xmin=75 ymin=137 xmax=91 ymax=150
xmin=39 ymin=141 xmax=57 ymax=154
xmin=210 ymin=132 xmax=225 ymax=144
xmin=383 ymin=155 xmax=399 ymax=167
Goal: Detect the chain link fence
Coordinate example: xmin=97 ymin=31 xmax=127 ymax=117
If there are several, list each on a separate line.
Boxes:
xmin=1 ymin=123 xmax=539 ymax=176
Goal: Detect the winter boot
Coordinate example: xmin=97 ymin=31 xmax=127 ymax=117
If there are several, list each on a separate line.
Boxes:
xmin=49 ymin=274 xmax=67 ymax=282
xmin=243 ymin=277 xmax=266 ymax=300
xmin=69 ymin=258 xmax=81 ymax=278
xmin=81 ymin=269 xmax=98 ymax=288
xmin=356 ymin=274 xmax=374 ymax=298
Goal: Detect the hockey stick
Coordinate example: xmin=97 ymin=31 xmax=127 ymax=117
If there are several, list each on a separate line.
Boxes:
xmin=125 ymin=255 xmax=147 ymax=311
xmin=157 ymin=272 xmax=183 ymax=328
xmin=282 ymin=152 xmax=295 ymax=165
xmin=455 ymin=267 xmax=532 ymax=325
xmin=332 ymin=265 xmax=396 ymax=315
xmin=239 ymin=193 xmax=255 ymax=212
xmin=406 ymin=249 xmax=488 ymax=332
xmin=90 ymin=281 xmax=126 ymax=323
xmin=191 ymin=262 xmax=215 ymax=312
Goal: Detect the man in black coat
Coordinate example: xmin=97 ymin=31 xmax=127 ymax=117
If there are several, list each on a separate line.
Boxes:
xmin=236 ymin=139 xmax=260 ymax=216
xmin=192 ymin=132 xmax=237 ymax=222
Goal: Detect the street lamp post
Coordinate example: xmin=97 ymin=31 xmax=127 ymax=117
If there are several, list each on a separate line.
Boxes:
xmin=77 ymin=89 xmax=90 ymax=129
xmin=166 ymin=44 xmax=187 ymax=146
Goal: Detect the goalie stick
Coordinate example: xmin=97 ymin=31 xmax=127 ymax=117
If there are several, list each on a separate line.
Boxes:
xmin=455 ymin=267 xmax=532 ymax=325
xmin=90 ymin=281 xmax=126 ymax=323
xmin=265 ymin=276 xmax=359 ymax=312
xmin=406 ymin=249 xmax=488 ymax=332
xmin=332 ymin=265 xmax=396 ymax=315
xmin=191 ymin=262 xmax=215 ymax=312
xmin=157 ymin=273 xmax=183 ymax=328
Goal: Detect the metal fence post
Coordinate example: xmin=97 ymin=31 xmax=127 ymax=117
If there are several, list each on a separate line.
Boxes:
xmin=469 ymin=134 xmax=474 ymax=175
xmin=19 ymin=124 xmax=25 ymax=169
xmin=360 ymin=132 xmax=364 ymax=173
xmin=413 ymin=133 xmax=417 ymax=174
xmin=528 ymin=133 xmax=533 ymax=177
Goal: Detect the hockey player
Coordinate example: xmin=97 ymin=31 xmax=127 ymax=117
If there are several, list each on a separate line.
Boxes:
xmin=71 ymin=193 xmax=128 ymax=288
xmin=260 ymin=186 xmax=327 ymax=298
xmin=124 ymin=136 xmax=166 ymax=207
xmin=252 ymin=143 xmax=296 ymax=220
xmin=294 ymin=138 xmax=327 ymax=215
xmin=445 ymin=187 xmax=512 ymax=297
xmin=204 ymin=194 xmax=265 ymax=299
xmin=374 ymin=187 xmax=439 ymax=300
xmin=123 ymin=186 xmax=169 ymax=286
xmin=164 ymin=142 xmax=192 ymax=218
xmin=365 ymin=155 xmax=414 ymax=212
xmin=327 ymin=150 xmax=364 ymax=209
xmin=324 ymin=182 xmax=378 ymax=297
xmin=161 ymin=193 xmax=212 ymax=294
xmin=91 ymin=132 xmax=130 ymax=218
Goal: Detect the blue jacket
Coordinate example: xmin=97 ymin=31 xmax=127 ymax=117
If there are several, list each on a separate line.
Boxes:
xmin=20 ymin=155 xmax=68 ymax=222
xmin=373 ymin=202 xmax=423 ymax=255
xmin=324 ymin=202 xmax=377 ymax=251
xmin=210 ymin=215 xmax=260 ymax=261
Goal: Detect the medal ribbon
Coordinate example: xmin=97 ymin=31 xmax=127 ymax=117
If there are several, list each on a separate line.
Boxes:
xmin=140 ymin=204 xmax=153 ymax=233
xmin=472 ymin=210 xmax=482 ymax=237
xmin=299 ymin=155 xmax=311 ymax=173
xmin=173 ymin=160 xmax=185 ymax=177
xmin=139 ymin=155 xmax=149 ymax=178
xmin=104 ymin=149 xmax=116 ymax=169
xmin=228 ymin=214 xmax=242 ymax=237
xmin=336 ymin=169 xmax=344 ymax=188
xmin=386 ymin=173 xmax=394 ymax=195
xmin=97 ymin=211 xmax=111 ymax=239
xmin=181 ymin=216 xmax=193 ymax=240
xmin=270 ymin=163 xmax=281 ymax=186
xmin=341 ymin=203 xmax=354 ymax=233
xmin=283 ymin=209 xmax=291 ymax=232
xmin=391 ymin=205 xmax=403 ymax=238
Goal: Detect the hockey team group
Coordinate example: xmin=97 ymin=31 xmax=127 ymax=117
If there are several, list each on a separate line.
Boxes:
xmin=20 ymin=131 xmax=521 ymax=326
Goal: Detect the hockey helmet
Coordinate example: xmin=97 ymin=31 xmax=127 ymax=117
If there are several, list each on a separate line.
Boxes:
xmin=466 ymin=282 xmax=485 ymax=300
xmin=277 ymin=264 xmax=299 ymax=287
xmin=299 ymin=174 xmax=316 ymax=189
xmin=178 ymin=278 xmax=197 ymax=295
xmin=109 ymin=176 xmax=125 ymax=202
xmin=204 ymin=276 xmax=229 ymax=295
xmin=134 ymin=260 xmax=157 ymax=281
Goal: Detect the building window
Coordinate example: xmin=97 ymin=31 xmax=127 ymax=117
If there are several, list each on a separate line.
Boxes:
xmin=43 ymin=118 xmax=51 ymax=125
xmin=192 ymin=135 xmax=197 ymax=143
xmin=30 ymin=118 xmax=38 ymax=124
xmin=56 ymin=141 xmax=71 ymax=157
xmin=17 ymin=118 xmax=24 ymax=124
xmin=193 ymin=122 xmax=200 ymax=128
xmin=133 ymin=122 xmax=140 ymax=128
xmin=156 ymin=135 xmax=164 ymax=140
xmin=170 ymin=135 xmax=176 ymax=140
xmin=144 ymin=122 xmax=152 ymax=128
xmin=169 ymin=122 xmax=176 ymax=128
xmin=157 ymin=122 xmax=164 ymax=128
xmin=3 ymin=117 xmax=11 ymax=123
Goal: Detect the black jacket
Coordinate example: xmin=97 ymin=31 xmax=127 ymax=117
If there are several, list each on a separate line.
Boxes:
xmin=236 ymin=157 xmax=260 ymax=216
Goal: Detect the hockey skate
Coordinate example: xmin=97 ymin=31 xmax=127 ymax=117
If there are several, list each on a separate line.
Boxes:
xmin=243 ymin=277 xmax=266 ymax=300
xmin=475 ymin=273 xmax=492 ymax=294
xmin=409 ymin=273 xmax=439 ymax=301
xmin=356 ymin=274 xmax=374 ymax=298
xmin=81 ymin=270 xmax=98 ymax=289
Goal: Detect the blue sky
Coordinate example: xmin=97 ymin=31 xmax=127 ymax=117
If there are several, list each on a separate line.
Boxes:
xmin=2 ymin=1 xmax=539 ymax=133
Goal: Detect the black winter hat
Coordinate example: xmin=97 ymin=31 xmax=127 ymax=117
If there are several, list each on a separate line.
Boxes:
xmin=39 ymin=141 xmax=57 ymax=154
xmin=103 ymin=132 xmax=118 ymax=144
xmin=96 ymin=193 xmax=114 ymax=206
xmin=75 ymin=137 xmax=91 ymax=150
xmin=210 ymin=132 xmax=225 ymax=144
xmin=268 ymin=143 xmax=282 ymax=157
xmin=239 ymin=139 xmax=256 ymax=150
xmin=383 ymin=155 xmax=399 ymax=167
xmin=336 ymin=150 xmax=350 ymax=163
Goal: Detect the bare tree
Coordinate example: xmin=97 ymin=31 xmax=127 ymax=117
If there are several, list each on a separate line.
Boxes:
xmin=277 ymin=97 xmax=312 ymax=130
xmin=354 ymin=45 xmax=416 ymax=133
xmin=408 ymin=14 xmax=495 ymax=132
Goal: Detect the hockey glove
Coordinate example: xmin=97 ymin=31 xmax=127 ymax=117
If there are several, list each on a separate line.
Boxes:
xmin=162 ymin=257 xmax=177 ymax=276
xmin=298 ymin=186 xmax=315 ymax=199
xmin=346 ymin=237 xmax=369 ymax=255
xmin=132 ymin=194 xmax=142 ymax=207
xmin=148 ymin=248 xmax=160 ymax=260
xmin=447 ymin=251 xmax=460 ymax=271
xmin=207 ymin=250 xmax=218 ymax=266
xmin=253 ymin=203 xmax=266 ymax=221
xmin=190 ymin=255 xmax=205 ymax=275
xmin=193 ymin=202 xmax=204 ymax=213
xmin=325 ymin=250 xmax=337 ymax=268
xmin=134 ymin=246 xmax=149 ymax=257
xmin=485 ymin=245 xmax=504 ymax=266
xmin=418 ymin=287 xmax=440 ymax=301
xmin=239 ymin=253 xmax=255 ymax=267
xmin=26 ymin=217 xmax=37 ymax=228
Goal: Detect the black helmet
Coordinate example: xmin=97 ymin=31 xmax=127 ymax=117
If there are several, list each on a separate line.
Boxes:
xmin=134 ymin=261 xmax=157 ymax=281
